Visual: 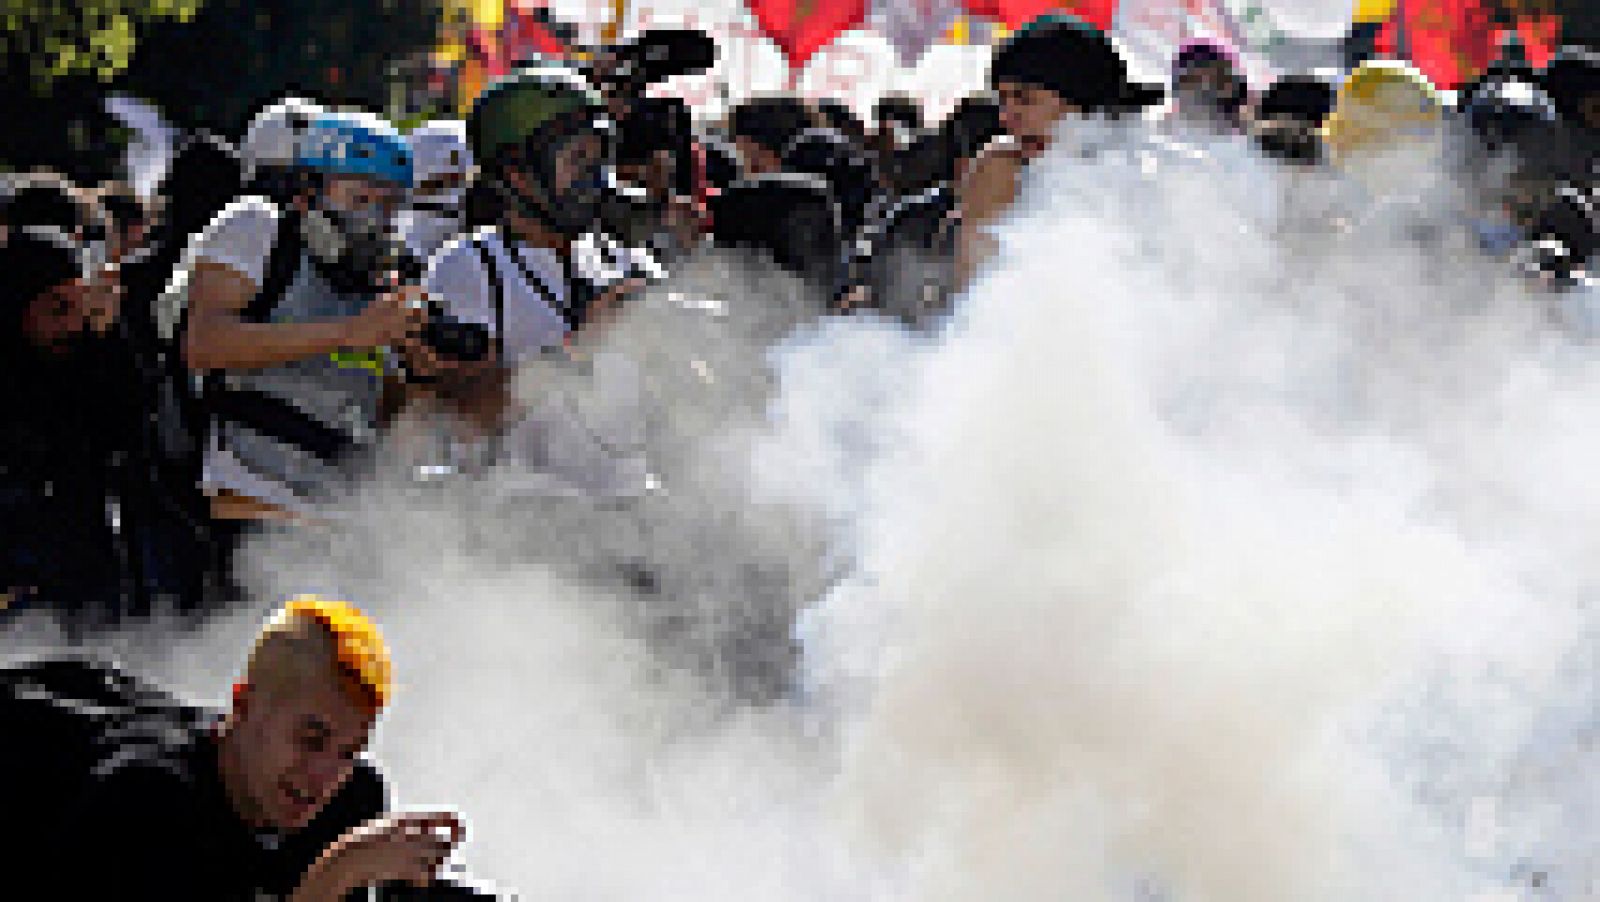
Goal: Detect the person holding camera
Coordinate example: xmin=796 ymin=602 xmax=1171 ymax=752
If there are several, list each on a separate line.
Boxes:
xmin=168 ymin=110 xmax=433 ymax=529
xmin=419 ymin=65 xmax=651 ymax=497
xmin=27 ymin=596 xmax=469 ymax=900
xmin=425 ymin=66 xmax=645 ymax=369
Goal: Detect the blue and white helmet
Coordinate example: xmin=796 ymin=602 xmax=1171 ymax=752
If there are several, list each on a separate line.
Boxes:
xmin=296 ymin=110 xmax=414 ymax=188
xmin=241 ymin=96 xmax=324 ymax=181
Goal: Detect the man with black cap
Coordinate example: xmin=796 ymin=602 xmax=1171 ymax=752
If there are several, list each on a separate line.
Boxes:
xmin=956 ymin=13 xmax=1163 ymax=282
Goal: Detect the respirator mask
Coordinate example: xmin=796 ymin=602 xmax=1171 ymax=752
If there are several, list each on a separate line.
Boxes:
xmin=494 ymin=126 xmax=614 ymax=239
xmin=302 ymin=198 xmax=404 ymax=294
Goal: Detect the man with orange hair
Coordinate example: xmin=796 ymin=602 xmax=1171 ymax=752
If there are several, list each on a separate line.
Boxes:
xmin=46 ymin=597 xmax=465 ymax=900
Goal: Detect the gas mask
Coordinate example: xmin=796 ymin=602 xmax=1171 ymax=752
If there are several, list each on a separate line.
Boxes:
xmin=409 ymin=185 xmax=467 ymax=216
xmin=494 ymin=155 xmax=610 ymax=239
xmin=302 ymin=199 xmax=402 ymax=294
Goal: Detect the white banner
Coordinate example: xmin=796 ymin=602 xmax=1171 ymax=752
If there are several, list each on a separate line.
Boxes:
xmin=624 ymin=0 xmax=985 ymax=124
xmin=871 ymin=0 xmax=963 ymax=68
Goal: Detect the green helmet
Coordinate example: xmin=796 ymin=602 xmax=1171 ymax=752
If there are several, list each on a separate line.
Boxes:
xmin=467 ymin=64 xmax=607 ymax=167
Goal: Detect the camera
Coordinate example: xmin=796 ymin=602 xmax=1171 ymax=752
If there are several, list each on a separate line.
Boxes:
xmin=411 ymin=295 xmax=492 ymax=362
xmin=380 ymin=245 xmax=492 ymax=364
xmin=593 ymin=29 xmax=716 ymax=100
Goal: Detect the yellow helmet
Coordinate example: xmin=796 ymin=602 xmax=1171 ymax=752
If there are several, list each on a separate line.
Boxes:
xmin=1322 ymin=60 xmax=1444 ymax=162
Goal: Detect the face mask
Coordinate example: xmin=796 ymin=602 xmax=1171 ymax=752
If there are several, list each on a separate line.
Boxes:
xmin=410 ymin=188 xmax=466 ymax=214
xmin=494 ymin=163 xmax=609 ymax=238
xmin=559 ymin=164 xmax=610 ymax=222
xmin=303 ymin=200 xmax=401 ymax=293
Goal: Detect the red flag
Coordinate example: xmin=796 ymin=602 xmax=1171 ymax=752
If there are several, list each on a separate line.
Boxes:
xmin=466 ymin=23 xmax=508 ymax=79
xmin=746 ymin=0 xmax=869 ymax=69
xmin=1514 ymin=12 xmax=1562 ymax=69
xmin=1389 ymin=0 xmax=1563 ymax=89
xmin=503 ymin=5 xmax=568 ymax=66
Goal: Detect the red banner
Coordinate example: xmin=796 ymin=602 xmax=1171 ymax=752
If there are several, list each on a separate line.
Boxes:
xmin=747 ymin=0 xmax=870 ymax=69
xmin=1378 ymin=0 xmax=1562 ymax=89
xmin=961 ymin=0 xmax=1117 ymax=31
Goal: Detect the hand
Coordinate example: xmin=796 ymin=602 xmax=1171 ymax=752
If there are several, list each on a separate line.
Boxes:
xmin=399 ymin=332 xmax=498 ymax=387
xmin=663 ymin=195 xmax=706 ymax=242
xmin=580 ymin=277 xmax=647 ymax=333
xmin=344 ymin=285 xmax=429 ymax=351
xmin=81 ymin=266 xmax=123 ymax=333
xmin=297 ymin=811 xmax=466 ymax=900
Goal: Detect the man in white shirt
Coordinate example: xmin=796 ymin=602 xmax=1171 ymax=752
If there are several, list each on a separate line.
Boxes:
xmin=168 ymin=110 xmax=431 ymax=523
xmin=419 ymin=65 xmax=649 ymax=498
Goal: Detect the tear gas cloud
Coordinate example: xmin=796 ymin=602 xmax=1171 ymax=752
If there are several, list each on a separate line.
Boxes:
xmin=13 ymin=124 xmax=1599 ymax=901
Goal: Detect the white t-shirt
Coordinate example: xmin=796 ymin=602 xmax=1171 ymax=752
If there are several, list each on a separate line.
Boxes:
xmin=156 ymin=196 xmax=280 ymax=341
xmin=166 ymin=196 xmax=387 ymax=517
xmin=397 ymin=209 xmax=462 ymax=265
xmin=168 ymin=197 xmax=303 ymax=511
xmin=423 ymin=227 xmax=653 ymax=499
xmin=423 ymin=227 xmax=570 ymax=362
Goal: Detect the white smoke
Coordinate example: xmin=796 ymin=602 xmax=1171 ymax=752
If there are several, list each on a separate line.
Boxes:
xmin=803 ymin=135 xmax=1598 ymax=901
xmin=11 ymin=121 xmax=1598 ymax=901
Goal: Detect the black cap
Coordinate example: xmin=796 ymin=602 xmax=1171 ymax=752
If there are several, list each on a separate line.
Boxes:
xmin=989 ymin=14 xmax=1163 ymax=113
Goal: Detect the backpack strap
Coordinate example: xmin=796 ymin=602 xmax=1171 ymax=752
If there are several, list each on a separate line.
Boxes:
xmin=241 ymin=209 xmax=303 ymax=323
xmin=471 ymin=233 xmax=507 ymax=359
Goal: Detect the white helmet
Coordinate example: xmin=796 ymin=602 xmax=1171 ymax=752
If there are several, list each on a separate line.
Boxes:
xmin=241 ymin=96 xmax=324 ymax=181
xmin=407 ymin=119 xmax=474 ymax=206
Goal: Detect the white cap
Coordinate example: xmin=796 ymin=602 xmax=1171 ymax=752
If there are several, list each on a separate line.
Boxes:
xmin=408 ymin=119 xmax=474 ymax=190
xmin=241 ymin=96 xmax=324 ymax=179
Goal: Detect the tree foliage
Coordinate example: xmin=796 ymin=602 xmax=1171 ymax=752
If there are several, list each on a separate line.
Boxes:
xmin=0 ymin=0 xmax=201 ymax=87
xmin=117 ymin=0 xmax=444 ymax=136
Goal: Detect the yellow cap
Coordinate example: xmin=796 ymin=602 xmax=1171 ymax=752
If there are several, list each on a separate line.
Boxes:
xmin=281 ymin=595 xmax=394 ymax=711
xmin=1353 ymin=0 xmax=1398 ymax=25
xmin=1322 ymin=60 xmax=1443 ymax=161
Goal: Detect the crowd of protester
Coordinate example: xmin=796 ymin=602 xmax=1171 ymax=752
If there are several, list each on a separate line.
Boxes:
xmin=1 ymin=16 xmax=1595 ymax=633
xmin=0 ymin=11 xmax=1596 ymax=900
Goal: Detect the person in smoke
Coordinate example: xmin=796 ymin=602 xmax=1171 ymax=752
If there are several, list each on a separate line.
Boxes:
xmin=173 ymin=109 xmax=428 ymax=530
xmin=893 ymin=93 xmax=1002 ymax=195
xmin=43 ymin=596 xmax=467 ymax=899
xmin=726 ymin=95 xmax=819 ymax=177
xmin=1538 ymin=46 xmax=1598 ymax=178
xmin=1166 ymin=39 xmax=1251 ymax=137
xmin=1459 ymin=77 xmax=1568 ymax=260
xmin=1319 ymin=60 xmax=1446 ymax=180
xmin=710 ymin=170 xmax=843 ymax=294
xmin=1315 ymin=59 xmax=1452 ymax=241
xmin=0 ymin=173 xmax=126 ymax=621
xmin=399 ymin=118 xmax=475 ymax=264
xmin=609 ymin=95 xmax=704 ymax=263
xmin=422 ymin=65 xmax=650 ymax=495
xmin=871 ymin=92 xmax=924 ymax=185
xmin=956 ymin=14 xmax=1164 ymax=282
xmin=1250 ymin=74 xmax=1336 ymax=167
xmin=782 ymin=124 xmax=881 ymax=241
xmin=0 ymin=174 xmax=203 ymax=624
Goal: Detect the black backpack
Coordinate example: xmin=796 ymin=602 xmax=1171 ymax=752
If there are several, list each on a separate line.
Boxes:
xmin=0 ymin=658 xmax=213 ymax=856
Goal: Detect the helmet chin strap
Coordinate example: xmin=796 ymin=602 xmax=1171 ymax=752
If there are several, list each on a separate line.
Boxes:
xmin=493 ymin=175 xmax=583 ymax=239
